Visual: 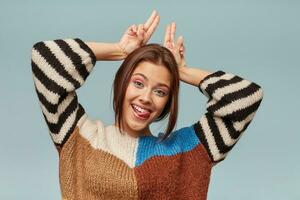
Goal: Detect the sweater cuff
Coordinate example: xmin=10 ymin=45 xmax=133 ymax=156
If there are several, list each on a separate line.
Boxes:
xmin=198 ymin=70 xmax=225 ymax=95
xmin=74 ymin=38 xmax=97 ymax=66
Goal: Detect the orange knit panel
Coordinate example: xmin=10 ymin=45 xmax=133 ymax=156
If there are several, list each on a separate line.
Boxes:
xmin=134 ymin=144 xmax=213 ymax=200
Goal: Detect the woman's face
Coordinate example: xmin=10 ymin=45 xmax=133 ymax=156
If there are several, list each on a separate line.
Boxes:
xmin=121 ymin=61 xmax=171 ymax=137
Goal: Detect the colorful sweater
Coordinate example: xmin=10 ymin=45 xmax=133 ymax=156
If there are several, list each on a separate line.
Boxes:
xmin=31 ymin=38 xmax=263 ymax=200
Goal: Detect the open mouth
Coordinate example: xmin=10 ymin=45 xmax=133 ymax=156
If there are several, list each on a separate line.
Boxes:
xmin=131 ymin=104 xmax=151 ymax=120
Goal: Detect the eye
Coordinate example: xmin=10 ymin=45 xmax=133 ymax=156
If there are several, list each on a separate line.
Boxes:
xmin=133 ymin=80 xmax=144 ymax=88
xmin=155 ymin=89 xmax=167 ymax=97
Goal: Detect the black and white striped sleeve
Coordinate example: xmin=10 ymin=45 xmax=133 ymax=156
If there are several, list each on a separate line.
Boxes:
xmin=192 ymin=71 xmax=264 ymax=165
xmin=31 ymin=38 xmax=96 ymax=149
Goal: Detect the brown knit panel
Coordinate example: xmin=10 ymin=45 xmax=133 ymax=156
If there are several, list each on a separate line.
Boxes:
xmin=59 ymin=127 xmax=138 ymax=200
xmin=134 ymin=144 xmax=213 ymax=200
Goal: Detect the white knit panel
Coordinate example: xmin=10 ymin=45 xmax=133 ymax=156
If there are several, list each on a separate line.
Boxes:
xmin=78 ymin=117 xmax=138 ymax=168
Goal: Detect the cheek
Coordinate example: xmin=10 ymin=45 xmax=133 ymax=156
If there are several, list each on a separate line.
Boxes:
xmin=154 ymin=97 xmax=169 ymax=114
xmin=127 ymin=83 xmax=142 ymax=96
xmin=124 ymin=85 xmax=136 ymax=101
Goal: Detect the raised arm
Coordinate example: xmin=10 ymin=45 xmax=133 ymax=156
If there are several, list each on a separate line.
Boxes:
xmin=164 ymin=23 xmax=264 ymax=165
xmin=182 ymin=67 xmax=263 ymax=165
xmin=31 ymin=38 xmax=96 ymax=152
xmin=31 ymin=11 xmax=160 ymax=152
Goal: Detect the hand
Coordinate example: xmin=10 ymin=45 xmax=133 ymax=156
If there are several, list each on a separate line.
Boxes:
xmin=163 ymin=22 xmax=186 ymax=68
xmin=118 ymin=10 xmax=160 ymax=56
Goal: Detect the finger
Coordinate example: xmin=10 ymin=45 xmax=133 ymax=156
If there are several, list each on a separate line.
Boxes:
xmin=128 ymin=24 xmax=137 ymax=31
xmin=180 ymin=45 xmax=185 ymax=55
xmin=132 ymin=24 xmax=138 ymax=33
xmin=176 ymin=36 xmax=184 ymax=49
xmin=170 ymin=22 xmax=176 ymax=44
xmin=176 ymin=36 xmax=185 ymax=56
xmin=137 ymin=24 xmax=144 ymax=33
xmin=144 ymin=15 xmax=160 ymax=43
xmin=137 ymin=24 xmax=145 ymax=41
xmin=179 ymin=37 xmax=184 ymax=50
xmin=164 ymin=24 xmax=171 ymax=45
xmin=127 ymin=24 xmax=137 ymax=34
xmin=144 ymin=10 xmax=157 ymax=31
xmin=125 ymin=24 xmax=136 ymax=36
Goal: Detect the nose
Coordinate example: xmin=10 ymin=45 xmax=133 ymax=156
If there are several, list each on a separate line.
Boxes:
xmin=139 ymin=89 xmax=152 ymax=104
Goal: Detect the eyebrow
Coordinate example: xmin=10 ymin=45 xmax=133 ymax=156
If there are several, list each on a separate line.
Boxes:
xmin=132 ymin=73 xmax=170 ymax=89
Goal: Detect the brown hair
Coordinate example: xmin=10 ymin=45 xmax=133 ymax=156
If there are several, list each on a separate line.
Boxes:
xmin=113 ymin=44 xmax=180 ymax=141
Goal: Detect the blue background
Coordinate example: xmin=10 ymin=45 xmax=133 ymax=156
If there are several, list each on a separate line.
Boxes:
xmin=1 ymin=0 xmax=299 ymax=199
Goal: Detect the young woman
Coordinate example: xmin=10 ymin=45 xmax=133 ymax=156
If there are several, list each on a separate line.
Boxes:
xmin=31 ymin=10 xmax=263 ymax=200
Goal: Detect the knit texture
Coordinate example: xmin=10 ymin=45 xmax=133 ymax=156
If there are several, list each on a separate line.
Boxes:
xmin=31 ymin=38 xmax=263 ymax=200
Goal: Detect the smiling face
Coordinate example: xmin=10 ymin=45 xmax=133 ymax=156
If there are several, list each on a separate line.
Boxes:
xmin=120 ymin=61 xmax=171 ymax=137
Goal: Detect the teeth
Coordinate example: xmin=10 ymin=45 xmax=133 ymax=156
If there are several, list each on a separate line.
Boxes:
xmin=133 ymin=105 xmax=149 ymax=113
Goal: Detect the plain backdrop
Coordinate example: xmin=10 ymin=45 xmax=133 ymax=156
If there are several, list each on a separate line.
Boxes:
xmin=1 ymin=0 xmax=299 ymax=199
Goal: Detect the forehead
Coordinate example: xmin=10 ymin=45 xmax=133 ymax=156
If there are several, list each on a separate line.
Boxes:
xmin=132 ymin=61 xmax=171 ymax=86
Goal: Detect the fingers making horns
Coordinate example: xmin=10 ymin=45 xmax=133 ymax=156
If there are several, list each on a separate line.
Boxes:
xmin=128 ymin=10 xmax=160 ymax=45
xmin=127 ymin=11 xmax=184 ymax=52
xmin=164 ymin=22 xmax=185 ymax=55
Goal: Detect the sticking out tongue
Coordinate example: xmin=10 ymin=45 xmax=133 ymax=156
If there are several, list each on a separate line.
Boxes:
xmin=137 ymin=112 xmax=150 ymax=119
xmin=133 ymin=105 xmax=151 ymax=119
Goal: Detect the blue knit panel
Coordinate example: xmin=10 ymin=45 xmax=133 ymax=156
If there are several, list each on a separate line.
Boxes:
xmin=135 ymin=126 xmax=201 ymax=167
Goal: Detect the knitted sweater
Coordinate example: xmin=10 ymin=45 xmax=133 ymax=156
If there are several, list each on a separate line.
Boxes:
xmin=31 ymin=38 xmax=263 ymax=200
